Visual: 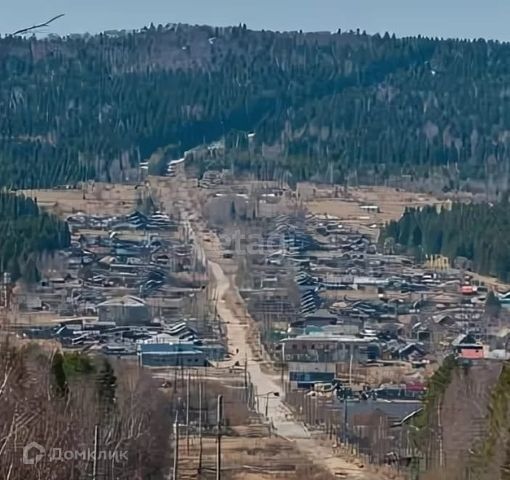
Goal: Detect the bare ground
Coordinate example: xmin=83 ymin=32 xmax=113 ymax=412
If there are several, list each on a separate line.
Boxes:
xmin=22 ymin=183 xmax=140 ymax=217
xmin=177 ymin=434 xmax=336 ymax=480
xmin=298 ymin=184 xmax=446 ymax=240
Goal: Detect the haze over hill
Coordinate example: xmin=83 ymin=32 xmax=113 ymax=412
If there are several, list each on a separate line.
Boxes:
xmin=2 ymin=0 xmax=510 ymax=41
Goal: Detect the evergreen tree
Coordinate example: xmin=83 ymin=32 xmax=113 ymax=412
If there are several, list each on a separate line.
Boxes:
xmin=486 ymin=290 xmax=502 ymax=318
xmin=0 ymin=192 xmax=70 ymax=281
xmin=382 ymin=201 xmax=510 ymax=282
xmin=51 ymin=352 xmax=69 ymax=398
xmin=0 ymin=27 xmax=509 ymax=187
xmin=96 ymin=359 xmax=117 ymax=409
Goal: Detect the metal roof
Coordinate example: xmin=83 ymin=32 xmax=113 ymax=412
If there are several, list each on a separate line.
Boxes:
xmin=96 ymin=295 xmax=146 ymax=307
xmin=281 ymin=334 xmax=373 ymax=344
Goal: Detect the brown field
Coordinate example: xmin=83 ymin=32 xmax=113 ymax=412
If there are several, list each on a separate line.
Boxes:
xmin=155 ymin=368 xmax=337 ymax=480
xmin=298 ymin=184 xmax=446 ymax=236
xmin=22 ymin=183 xmax=140 ymax=218
xmin=177 ymin=434 xmax=335 ymax=480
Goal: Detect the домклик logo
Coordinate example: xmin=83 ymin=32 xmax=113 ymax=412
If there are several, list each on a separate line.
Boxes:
xmin=22 ymin=442 xmax=45 ymax=465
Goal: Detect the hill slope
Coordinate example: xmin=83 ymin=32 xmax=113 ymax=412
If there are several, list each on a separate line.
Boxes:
xmin=1 ymin=25 xmax=510 ymax=187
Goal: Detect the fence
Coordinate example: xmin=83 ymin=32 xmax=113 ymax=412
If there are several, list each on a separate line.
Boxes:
xmin=284 ymin=383 xmax=421 ymax=478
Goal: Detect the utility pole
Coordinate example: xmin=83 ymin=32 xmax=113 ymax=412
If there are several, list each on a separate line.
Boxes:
xmin=198 ymin=380 xmax=203 ymax=474
xmin=280 ymin=347 xmax=285 ymax=386
xmin=243 ymin=355 xmax=248 ymax=403
xmin=173 ymin=411 xmax=179 ymax=480
xmin=343 ymin=389 xmax=349 ymax=445
xmin=349 ymin=352 xmax=353 ymax=388
xmin=186 ymin=371 xmax=190 ymax=455
xmin=438 ymin=400 xmax=444 ymax=468
xmin=216 ymin=395 xmax=223 ymax=480
xmin=92 ymin=424 xmax=99 ymax=480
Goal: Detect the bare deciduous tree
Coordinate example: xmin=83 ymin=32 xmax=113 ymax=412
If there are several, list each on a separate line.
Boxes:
xmin=0 ymin=340 xmax=171 ymax=479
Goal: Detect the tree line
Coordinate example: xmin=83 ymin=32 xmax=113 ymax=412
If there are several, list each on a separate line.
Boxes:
xmin=0 ymin=192 xmax=70 ymax=281
xmin=382 ymin=201 xmax=510 ymax=281
xmin=1 ymin=25 xmax=510 ymax=188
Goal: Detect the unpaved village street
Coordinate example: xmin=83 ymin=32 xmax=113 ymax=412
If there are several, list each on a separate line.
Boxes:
xmin=159 ymin=173 xmax=391 ymax=480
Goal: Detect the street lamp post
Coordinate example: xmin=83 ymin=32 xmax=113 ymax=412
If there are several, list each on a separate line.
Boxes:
xmin=255 ymin=391 xmax=280 ymax=418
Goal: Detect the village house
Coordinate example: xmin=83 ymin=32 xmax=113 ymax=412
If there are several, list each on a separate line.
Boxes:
xmin=452 ymin=333 xmax=485 ymax=360
xmin=97 ymin=295 xmax=150 ymax=326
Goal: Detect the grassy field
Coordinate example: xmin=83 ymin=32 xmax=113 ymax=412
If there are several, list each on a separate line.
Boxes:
xmin=299 ymin=184 xmax=445 ymax=236
xmin=23 ymin=183 xmax=141 ymax=218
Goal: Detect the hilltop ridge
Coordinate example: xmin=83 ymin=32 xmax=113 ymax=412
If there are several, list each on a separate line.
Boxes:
xmin=1 ymin=24 xmax=510 ymax=191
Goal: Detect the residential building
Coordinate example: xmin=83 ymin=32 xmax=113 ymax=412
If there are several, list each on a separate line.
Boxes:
xmin=97 ymin=295 xmax=150 ymax=326
xmin=281 ymin=333 xmax=377 ymax=363
xmin=138 ymin=343 xmax=207 ymax=367
xmin=303 ymin=309 xmax=338 ymax=326
xmin=287 ymin=361 xmax=337 ymax=389
xmin=452 ymin=333 xmax=485 ymax=360
xmin=281 ymin=332 xmax=379 ymax=388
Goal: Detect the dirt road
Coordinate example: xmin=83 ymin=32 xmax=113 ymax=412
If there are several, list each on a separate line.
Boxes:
xmin=208 ymin=260 xmax=384 ymax=479
xmin=159 ymin=174 xmax=392 ymax=479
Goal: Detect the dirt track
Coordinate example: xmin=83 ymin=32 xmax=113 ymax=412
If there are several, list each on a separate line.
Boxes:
xmin=157 ymin=173 xmax=390 ymax=479
xmin=206 ymin=257 xmax=386 ymax=479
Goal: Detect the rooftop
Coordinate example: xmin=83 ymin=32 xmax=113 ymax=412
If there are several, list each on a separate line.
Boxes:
xmin=139 ymin=342 xmax=199 ymax=353
xmin=281 ymin=333 xmax=374 ymax=344
xmin=304 ymin=309 xmax=338 ymax=320
xmin=97 ymin=295 xmax=146 ymax=308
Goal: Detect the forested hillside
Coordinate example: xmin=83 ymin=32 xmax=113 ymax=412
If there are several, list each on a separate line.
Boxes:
xmin=382 ymin=201 xmax=510 ymax=281
xmin=2 ymin=24 xmax=510 ymax=187
xmin=0 ymin=193 xmax=70 ymax=281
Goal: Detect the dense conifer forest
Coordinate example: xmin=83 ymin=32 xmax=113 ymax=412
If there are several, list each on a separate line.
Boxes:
xmin=1 ymin=24 xmax=510 ymax=187
xmin=0 ymin=193 xmax=70 ymax=281
xmin=382 ymin=202 xmax=510 ymax=281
